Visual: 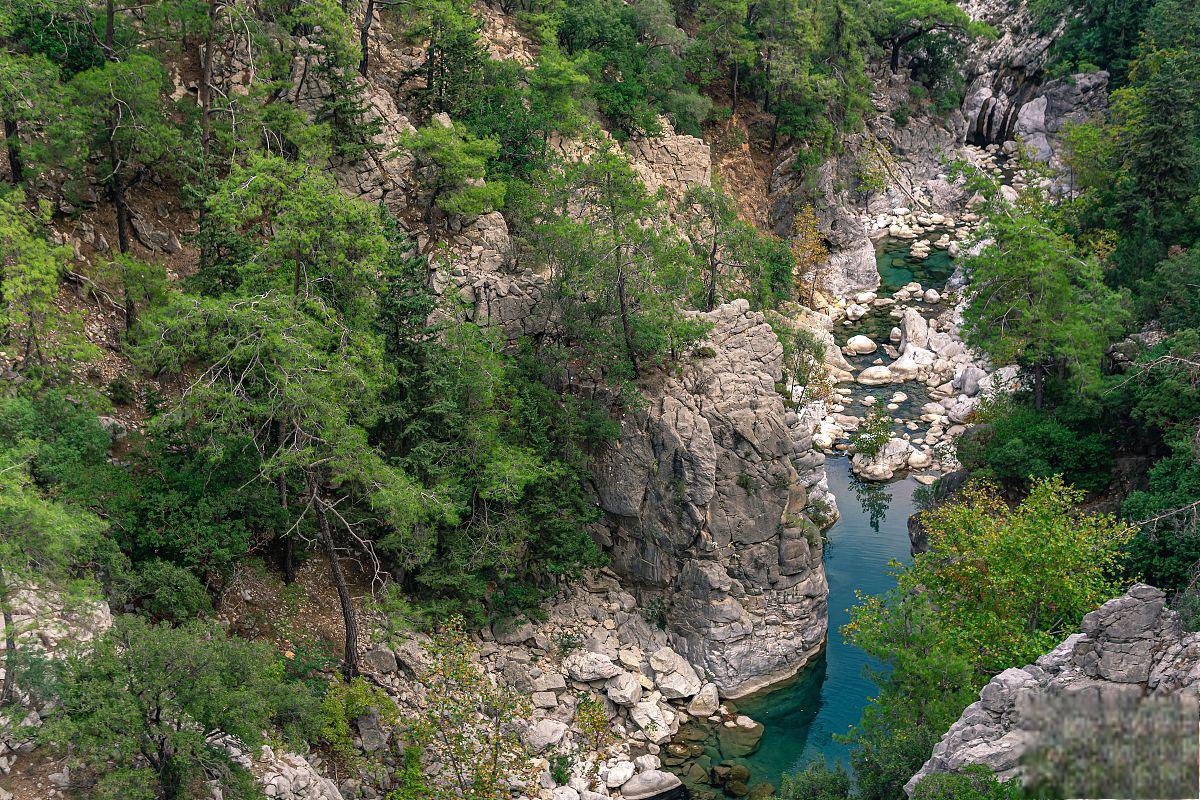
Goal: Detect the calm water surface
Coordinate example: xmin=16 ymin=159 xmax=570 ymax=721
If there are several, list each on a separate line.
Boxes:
xmin=733 ymin=458 xmax=920 ymax=785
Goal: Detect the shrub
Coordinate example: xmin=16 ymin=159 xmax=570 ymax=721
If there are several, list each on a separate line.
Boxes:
xmin=851 ymin=408 xmax=892 ymax=459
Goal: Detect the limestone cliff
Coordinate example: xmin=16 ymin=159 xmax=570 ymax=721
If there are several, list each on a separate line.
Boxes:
xmin=907 ymin=584 xmax=1200 ymax=796
xmin=591 ymin=300 xmax=829 ymax=698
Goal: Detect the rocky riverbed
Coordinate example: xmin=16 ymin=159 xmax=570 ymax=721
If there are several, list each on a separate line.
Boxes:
xmin=806 ymin=144 xmax=1022 ymax=484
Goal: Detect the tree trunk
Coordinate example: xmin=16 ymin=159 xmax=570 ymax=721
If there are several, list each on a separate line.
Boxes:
xmin=0 ymin=566 xmax=16 ymax=707
xmin=277 ymin=423 xmax=294 ymax=584
xmin=3 ymin=119 xmax=23 ymax=185
xmin=1033 ymin=364 xmax=1045 ymax=410
xmin=359 ymin=0 xmax=376 ymax=77
xmin=309 ymin=471 xmax=358 ymax=681
xmin=731 ymin=62 xmax=740 ymax=109
xmin=616 ymin=267 xmax=638 ymax=377
xmin=199 ymin=0 xmax=218 ymax=153
xmin=706 ymin=239 xmax=719 ymax=312
xmin=890 ymin=39 xmax=901 ymax=73
xmin=105 ymin=0 xmax=116 ymax=58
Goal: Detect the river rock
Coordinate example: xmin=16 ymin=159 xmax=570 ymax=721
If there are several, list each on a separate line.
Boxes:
xmin=621 ymin=770 xmax=684 ymax=800
xmin=718 ymin=717 xmax=765 ymax=758
xmin=857 ymin=365 xmax=895 ymax=386
xmin=565 ymin=652 xmax=623 ymax=682
xmin=687 ymin=683 xmax=721 ymax=717
xmin=606 ymin=672 xmax=643 ymax=707
xmin=606 ymin=761 xmax=636 ymax=788
xmin=952 ymin=366 xmax=987 ymax=397
xmin=852 ymin=437 xmax=917 ymax=481
xmin=846 ymin=335 xmax=878 ymax=354
xmin=846 ymin=303 xmax=869 ymax=321
xmin=631 ymin=698 xmax=676 ymax=743
xmin=898 ymin=308 xmax=929 ymax=351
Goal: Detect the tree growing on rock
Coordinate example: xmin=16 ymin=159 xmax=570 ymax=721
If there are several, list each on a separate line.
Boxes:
xmin=403 ymin=121 xmax=505 ymax=224
xmin=871 ymin=0 xmax=994 ymax=74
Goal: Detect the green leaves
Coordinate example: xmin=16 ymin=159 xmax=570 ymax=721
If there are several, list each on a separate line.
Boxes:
xmin=402 ymin=121 xmax=506 ymax=218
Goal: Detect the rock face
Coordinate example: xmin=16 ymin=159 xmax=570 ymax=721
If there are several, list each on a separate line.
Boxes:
xmin=592 ymin=300 xmax=829 ymax=697
xmin=958 ymin=0 xmax=1108 ymax=163
xmin=906 ymin=584 xmax=1200 ymax=795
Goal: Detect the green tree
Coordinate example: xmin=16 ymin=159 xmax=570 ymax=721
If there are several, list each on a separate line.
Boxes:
xmin=403 ymin=121 xmax=505 ymax=223
xmin=0 ymin=428 xmax=103 ymax=705
xmin=70 ymin=53 xmax=181 ymax=256
xmin=692 ymin=0 xmax=756 ymax=107
xmin=517 ymin=145 xmax=706 ymax=380
xmin=872 ymin=0 xmax=994 ymax=73
xmin=406 ymin=616 xmax=536 ymax=800
xmin=0 ymin=190 xmax=96 ymax=376
xmin=680 ymin=182 xmax=792 ymax=310
xmin=41 ymin=616 xmax=307 ymax=800
xmin=843 ymin=476 xmax=1132 ymax=798
xmin=960 ymin=178 xmax=1129 ymax=408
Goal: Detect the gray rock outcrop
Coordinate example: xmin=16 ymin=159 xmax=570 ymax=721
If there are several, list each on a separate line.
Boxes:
xmin=592 ymin=300 xmax=829 ymax=697
xmin=907 ymin=584 xmax=1200 ymax=795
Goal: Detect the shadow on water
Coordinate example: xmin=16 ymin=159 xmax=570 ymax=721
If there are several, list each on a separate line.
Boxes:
xmin=729 ymin=458 xmax=920 ymax=788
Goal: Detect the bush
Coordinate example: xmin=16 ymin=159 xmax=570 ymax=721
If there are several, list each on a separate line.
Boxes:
xmin=851 ymin=408 xmax=892 ymax=459
xmin=957 ymin=401 xmax=1112 ymax=493
xmin=319 ymin=677 xmax=399 ymax=763
xmin=129 ymin=559 xmax=213 ymax=623
xmin=106 ymin=375 xmax=136 ymax=406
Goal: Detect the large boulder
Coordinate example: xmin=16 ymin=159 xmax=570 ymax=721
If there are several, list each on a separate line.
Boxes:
xmin=592 ymin=301 xmax=828 ymax=698
xmin=564 ymin=652 xmax=623 ymax=682
xmin=524 ymin=719 xmax=569 ymax=753
xmin=621 ymin=770 xmax=684 ymax=800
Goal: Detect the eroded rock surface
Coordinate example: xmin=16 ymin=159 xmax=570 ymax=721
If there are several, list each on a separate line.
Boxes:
xmin=593 ymin=300 xmax=829 ymax=697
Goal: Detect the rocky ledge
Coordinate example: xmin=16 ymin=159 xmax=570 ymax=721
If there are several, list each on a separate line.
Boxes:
xmin=593 ymin=300 xmax=831 ymax=699
xmin=906 ymin=584 xmax=1200 ymax=795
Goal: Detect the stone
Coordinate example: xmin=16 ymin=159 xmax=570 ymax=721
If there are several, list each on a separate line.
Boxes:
xmin=524 ymin=719 xmax=569 ymax=752
xmin=687 ymin=683 xmax=720 ymax=717
xmin=493 ymin=617 xmax=537 ymax=644
xmin=362 ymin=647 xmax=398 ymax=674
xmin=605 ymin=672 xmax=643 ymax=707
xmin=533 ymin=672 xmax=568 ymax=693
xmin=845 ymin=303 xmax=869 ymax=321
xmin=857 ymin=365 xmax=895 ymax=386
xmin=553 ymin=787 xmax=581 ymax=800
xmin=846 ymin=335 xmax=878 ymax=354
xmin=907 ymin=584 xmax=1200 ymax=794
xmin=533 ymin=691 xmax=560 ymax=708
xmin=650 ymin=647 xmax=702 ymax=699
xmin=606 ymin=761 xmax=636 ymax=788
xmin=620 ymin=770 xmax=683 ymax=800
xmin=565 ymin=652 xmax=623 ymax=682
xmin=718 ymin=717 xmax=765 ymax=758
xmin=631 ymin=699 xmax=676 ymax=744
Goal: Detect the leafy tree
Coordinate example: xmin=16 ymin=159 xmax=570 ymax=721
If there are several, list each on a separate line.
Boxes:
xmin=403 ymin=121 xmax=505 ymax=223
xmin=0 ymin=190 xmax=97 ymax=377
xmin=956 ymin=400 xmax=1113 ymax=493
xmin=0 ymin=423 xmax=103 ymax=705
xmin=41 ymin=615 xmax=311 ymax=800
xmin=779 ymin=757 xmax=851 ymax=800
xmin=517 ymin=145 xmax=707 ymax=380
xmin=681 ymin=182 xmax=792 ymax=311
xmin=960 ymin=177 xmax=1129 ymax=408
xmin=692 ymin=0 xmax=756 ymax=106
xmin=871 ymin=0 xmax=994 ymax=73
xmin=70 ymin=53 xmax=181 ymax=256
xmin=910 ymin=766 xmax=1026 ymax=800
xmin=406 ymin=616 xmax=536 ymax=800
xmin=843 ymin=477 xmax=1132 ymax=797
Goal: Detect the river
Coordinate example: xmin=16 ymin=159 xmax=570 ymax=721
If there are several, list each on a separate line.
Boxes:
xmin=732 ymin=459 xmax=920 ymax=785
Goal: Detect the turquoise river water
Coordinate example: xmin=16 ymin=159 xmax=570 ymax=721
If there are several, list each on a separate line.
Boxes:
xmin=732 ymin=458 xmax=920 ymax=786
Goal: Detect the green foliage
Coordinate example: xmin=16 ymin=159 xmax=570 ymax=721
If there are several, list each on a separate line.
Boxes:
xmin=850 ymin=407 xmax=892 ymax=459
xmin=960 ymin=174 xmax=1130 ymax=406
xmin=406 ymin=617 xmax=535 ymax=800
xmin=780 ymin=758 xmax=852 ymax=800
xmin=956 ymin=400 xmax=1113 ymax=493
xmin=843 ymin=478 xmax=1132 ymax=797
xmin=0 ymin=190 xmax=96 ymax=379
xmin=403 ymin=121 xmax=506 ymax=219
xmin=128 ymin=559 xmax=214 ymax=623
xmin=388 ymin=746 xmax=431 ymax=800
xmin=319 ymin=677 xmax=398 ymax=762
xmin=910 ymin=766 xmax=1027 ymax=800
xmin=41 ymin=615 xmax=313 ymax=800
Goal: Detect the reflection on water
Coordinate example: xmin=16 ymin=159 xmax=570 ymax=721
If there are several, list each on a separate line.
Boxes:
xmin=729 ymin=458 xmax=919 ymax=787
xmin=849 ymin=474 xmax=892 ymax=532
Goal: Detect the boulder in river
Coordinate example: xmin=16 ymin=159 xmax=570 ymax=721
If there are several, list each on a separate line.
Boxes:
xmin=857 ymin=365 xmax=895 ymax=385
xmin=846 ymin=335 xmax=878 ymax=354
